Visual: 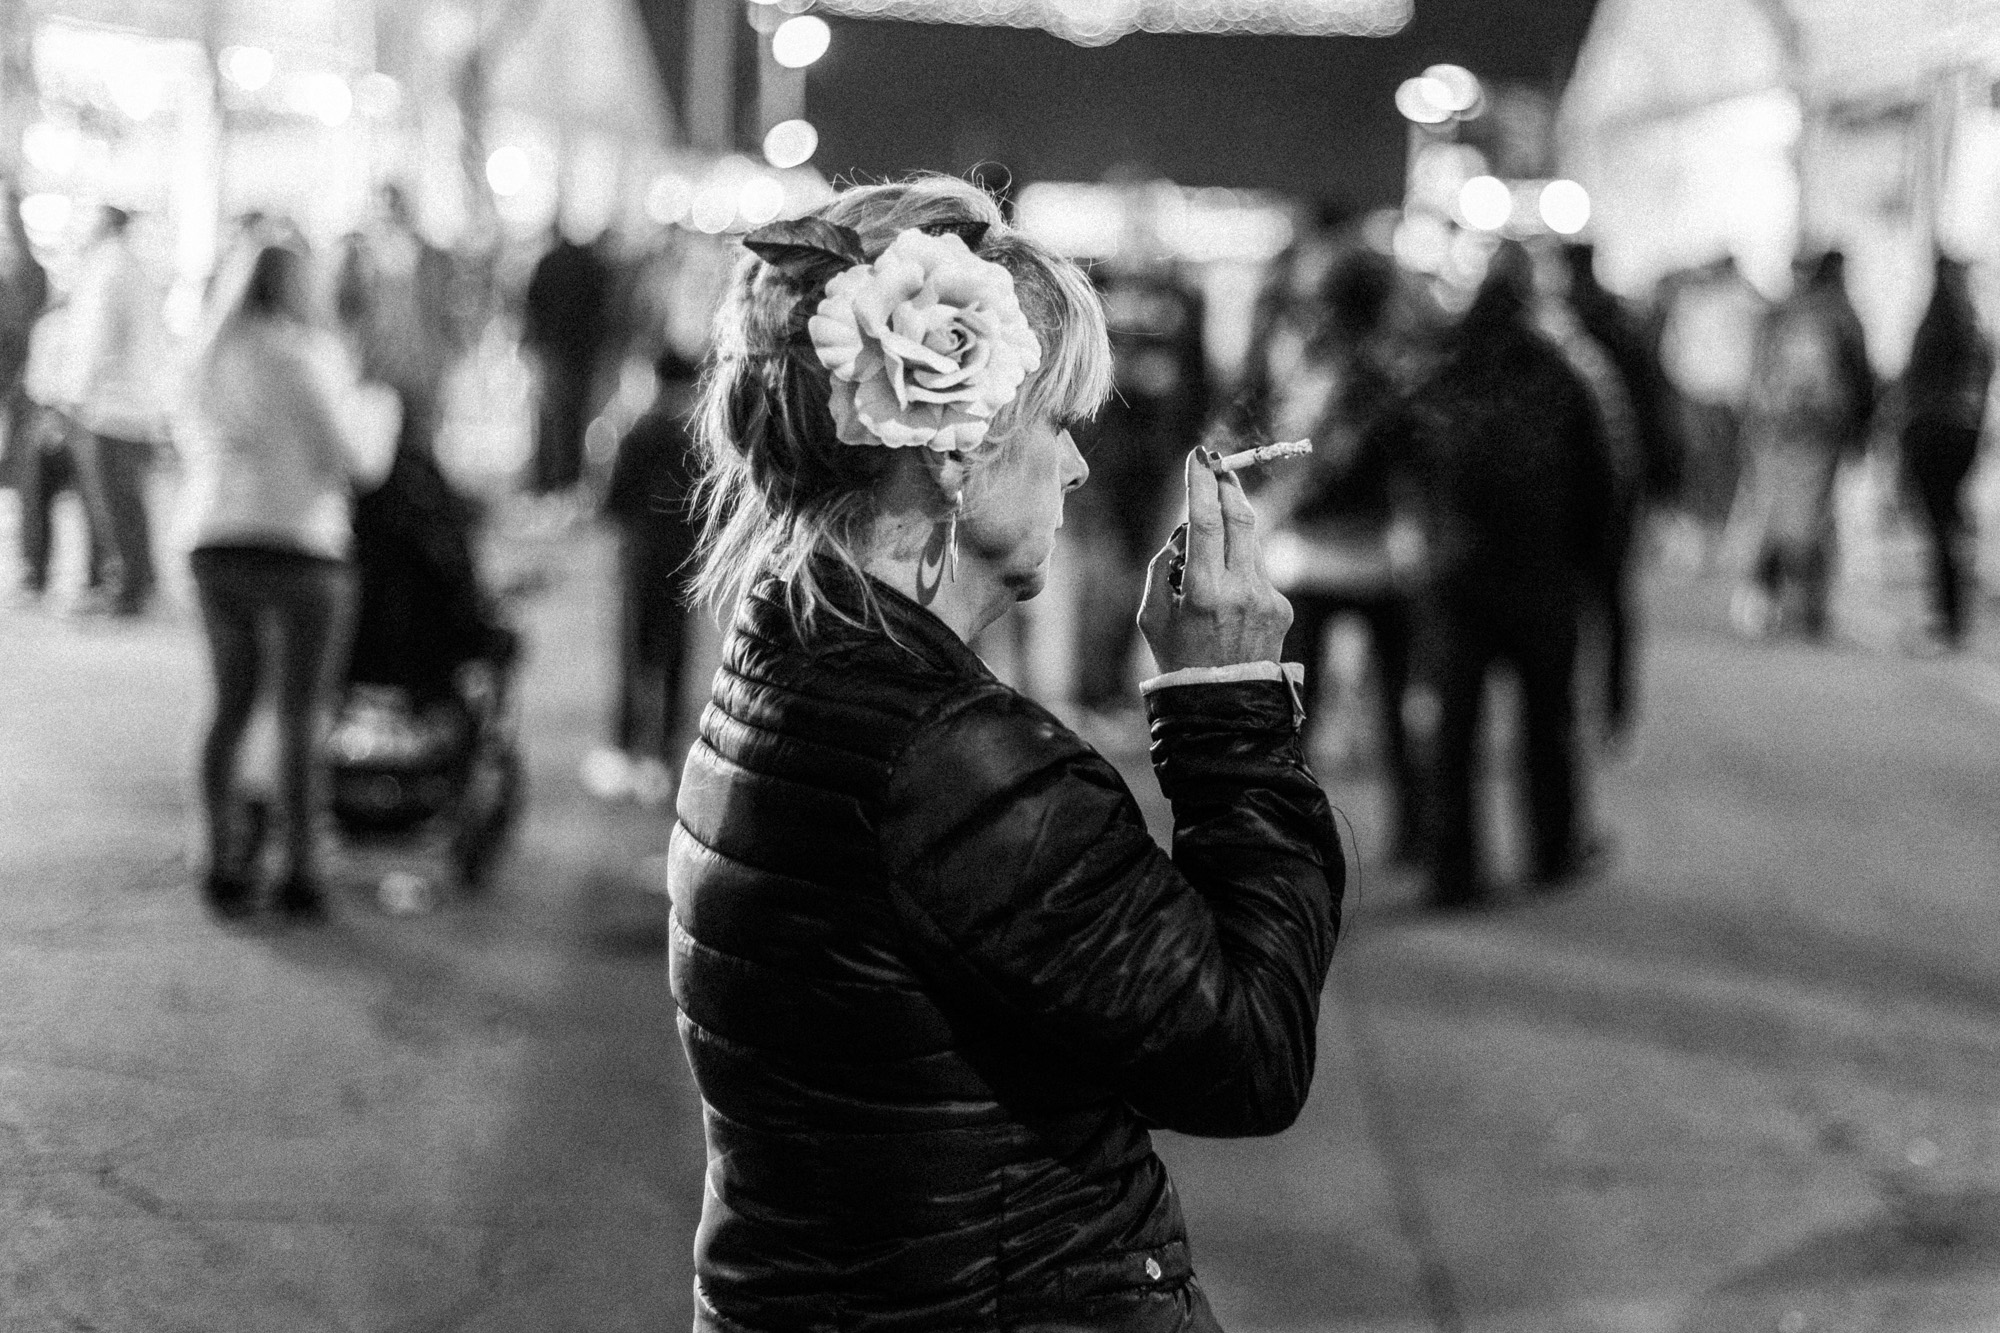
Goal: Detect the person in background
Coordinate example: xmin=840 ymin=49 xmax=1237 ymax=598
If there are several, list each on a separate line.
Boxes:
xmin=1732 ymin=250 xmax=1877 ymax=640
xmin=1066 ymin=249 xmax=1209 ymax=729
xmin=672 ymin=176 xmax=1339 ymax=1330
xmin=1371 ymin=241 xmax=1617 ymax=911
xmin=1656 ymin=255 xmax=1765 ymax=571
xmin=333 ymin=184 xmax=465 ymax=464
xmin=1898 ymin=252 xmax=1993 ymax=652
xmin=344 ymin=417 xmax=509 ymax=710
xmin=520 ymin=221 xmax=614 ymax=499
xmin=1560 ymin=243 xmax=1681 ymax=740
xmin=1563 ymin=244 xmax=1681 ymax=508
xmin=10 ymin=305 xmax=105 ymax=605
xmin=1534 ymin=245 xmax=1647 ymax=749
xmin=0 ymin=179 xmax=47 ymax=470
xmin=177 ymin=242 xmax=398 ymax=919
xmin=1235 ymin=200 xmax=1354 ymax=443
xmin=68 ymin=205 xmax=167 ymax=617
xmin=2 ymin=197 xmax=87 ymax=607
xmin=581 ymin=348 xmax=703 ymax=807
xmin=1263 ymin=246 xmax=1421 ymax=860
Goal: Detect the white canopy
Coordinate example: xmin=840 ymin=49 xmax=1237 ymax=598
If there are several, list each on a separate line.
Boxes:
xmin=485 ymin=0 xmax=675 ymax=147
xmin=1560 ymin=0 xmax=2000 ymax=367
xmin=1566 ymin=0 xmax=2000 ymax=136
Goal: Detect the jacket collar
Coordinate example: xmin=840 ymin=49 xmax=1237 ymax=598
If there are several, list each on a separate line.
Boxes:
xmin=745 ymin=558 xmax=996 ymax=686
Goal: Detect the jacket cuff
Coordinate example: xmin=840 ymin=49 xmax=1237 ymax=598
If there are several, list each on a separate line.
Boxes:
xmin=1142 ymin=661 xmax=1306 ymax=728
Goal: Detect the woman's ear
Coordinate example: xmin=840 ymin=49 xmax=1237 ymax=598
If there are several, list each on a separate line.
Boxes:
xmin=924 ymin=449 xmax=973 ymax=505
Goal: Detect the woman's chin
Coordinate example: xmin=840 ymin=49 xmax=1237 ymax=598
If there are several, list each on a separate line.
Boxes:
xmin=1004 ymin=565 xmax=1048 ymax=602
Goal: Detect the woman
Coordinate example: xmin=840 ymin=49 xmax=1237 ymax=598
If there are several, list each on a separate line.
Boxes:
xmin=178 ymin=242 xmax=397 ymax=919
xmin=670 ymin=176 xmax=1343 ymax=1331
xmin=1899 ymin=252 xmax=1992 ymax=651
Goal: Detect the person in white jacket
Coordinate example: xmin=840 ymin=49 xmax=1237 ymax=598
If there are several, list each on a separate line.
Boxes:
xmin=178 ymin=240 xmax=398 ymax=920
xmin=68 ymin=206 xmax=168 ymax=615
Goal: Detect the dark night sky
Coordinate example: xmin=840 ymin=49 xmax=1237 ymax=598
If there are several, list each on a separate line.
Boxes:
xmin=638 ymin=0 xmax=1601 ymax=204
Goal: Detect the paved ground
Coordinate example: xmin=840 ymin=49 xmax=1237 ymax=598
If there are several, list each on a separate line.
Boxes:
xmin=4 ymin=501 xmax=2000 ymax=1332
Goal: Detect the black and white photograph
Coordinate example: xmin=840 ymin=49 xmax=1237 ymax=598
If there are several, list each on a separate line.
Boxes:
xmin=3 ymin=0 xmax=2000 ymax=1329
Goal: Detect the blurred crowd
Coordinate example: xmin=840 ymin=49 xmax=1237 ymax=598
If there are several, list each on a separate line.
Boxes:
xmin=0 ymin=170 xmax=1990 ymax=915
xmin=0 ymin=174 xmax=723 ymax=914
xmin=1052 ymin=204 xmax=1991 ymax=908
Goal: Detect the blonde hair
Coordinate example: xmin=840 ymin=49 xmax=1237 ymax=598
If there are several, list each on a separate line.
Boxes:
xmin=689 ymin=175 xmax=1113 ymax=634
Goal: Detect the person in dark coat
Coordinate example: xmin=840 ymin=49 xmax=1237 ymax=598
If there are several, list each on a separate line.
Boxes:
xmin=0 ymin=179 xmax=47 ymax=488
xmin=11 ymin=304 xmax=111 ymax=605
xmin=1268 ymin=246 xmax=1420 ymax=859
xmin=589 ymin=350 xmax=702 ymax=803
xmin=1559 ymin=244 xmax=1679 ymax=740
xmin=346 ymin=425 xmax=508 ymax=706
xmin=1898 ymin=252 xmax=1992 ymax=650
xmin=520 ymin=226 xmax=614 ymax=495
xmin=1368 ymin=242 xmax=1617 ymax=910
xmin=671 ymin=178 xmax=1341 ymax=1332
xmin=1562 ymin=244 xmax=1681 ymax=504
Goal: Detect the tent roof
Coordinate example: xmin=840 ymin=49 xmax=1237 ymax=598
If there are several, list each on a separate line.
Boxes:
xmin=1565 ymin=0 xmax=2000 ymax=140
xmin=484 ymin=0 xmax=675 ymax=145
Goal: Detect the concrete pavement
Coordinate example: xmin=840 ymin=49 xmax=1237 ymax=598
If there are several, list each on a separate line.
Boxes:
xmin=4 ymin=513 xmax=2000 ymax=1332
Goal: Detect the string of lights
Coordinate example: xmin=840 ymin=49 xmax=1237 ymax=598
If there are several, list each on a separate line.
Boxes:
xmin=809 ymin=0 xmax=1410 ymax=47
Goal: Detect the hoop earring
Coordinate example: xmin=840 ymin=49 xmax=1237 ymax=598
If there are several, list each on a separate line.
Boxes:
xmin=946 ymin=491 xmax=963 ymax=583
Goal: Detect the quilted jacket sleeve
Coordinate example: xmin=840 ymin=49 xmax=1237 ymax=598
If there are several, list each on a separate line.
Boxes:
xmin=879 ymin=678 xmax=1342 ymax=1137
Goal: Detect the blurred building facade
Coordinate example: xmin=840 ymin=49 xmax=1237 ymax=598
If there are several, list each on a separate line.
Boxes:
xmin=0 ymin=0 xmax=697 ymax=301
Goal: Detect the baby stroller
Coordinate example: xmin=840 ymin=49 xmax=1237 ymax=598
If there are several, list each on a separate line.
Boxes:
xmin=325 ymin=446 xmax=526 ymax=904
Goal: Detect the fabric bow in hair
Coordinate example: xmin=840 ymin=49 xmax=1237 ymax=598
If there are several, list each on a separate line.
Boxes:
xmin=742 ymin=217 xmax=871 ymax=290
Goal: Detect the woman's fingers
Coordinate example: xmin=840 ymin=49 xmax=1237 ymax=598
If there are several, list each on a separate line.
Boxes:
xmin=1215 ymin=465 xmax=1260 ymax=573
xmin=1139 ymin=534 xmax=1181 ymax=635
xmin=1181 ymin=449 xmax=1225 ymax=602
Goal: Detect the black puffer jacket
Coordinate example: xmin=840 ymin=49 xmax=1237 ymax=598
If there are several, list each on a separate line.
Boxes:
xmin=669 ymin=568 xmax=1343 ymax=1331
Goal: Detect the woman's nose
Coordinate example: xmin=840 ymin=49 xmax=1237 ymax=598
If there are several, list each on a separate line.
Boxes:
xmin=1061 ymin=431 xmax=1089 ymax=492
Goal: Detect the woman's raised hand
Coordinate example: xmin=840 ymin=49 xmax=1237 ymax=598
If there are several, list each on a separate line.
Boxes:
xmin=1139 ymin=449 xmax=1293 ymax=675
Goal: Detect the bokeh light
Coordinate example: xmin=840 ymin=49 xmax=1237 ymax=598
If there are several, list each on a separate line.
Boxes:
xmin=762 ymin=118 xmax=819 ymax=169
xmin=286 ymin=71 xmax=352 ymax=127
xmin=485 ymin=145 xmax=532 ymax=198
xmin=1539 ymin=179 xmax=1591 ymax=235
xmin=1422 ymin=63 xmax=1481 ymax=113
xmin=645 ymin=172 xmax=695 ymax=225
xmin=1457 ymin=175 xmax=1513 ymax=232
xmin=771 ymin=16 xmax=832 ymax=68
xmin=807 ymin=0 xmax=1411 ymax=45
xmin=220 ymin=45 xmax=274 ymax=92
xmin=738 ymin=175 xmax=787 ymax=227
xmin=1395 ymin=76 xmax=1453 ymax=125
xmin=691 ymin=181 xmax=741 ymax=233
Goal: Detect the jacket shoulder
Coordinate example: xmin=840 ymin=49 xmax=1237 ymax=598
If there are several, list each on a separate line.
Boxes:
xmin=881 ymin=686 xmax=1110 ymax=870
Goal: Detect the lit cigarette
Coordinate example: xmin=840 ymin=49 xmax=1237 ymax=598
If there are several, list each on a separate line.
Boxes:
xmin=1209 ymin=439 xmax=1312 ymax=473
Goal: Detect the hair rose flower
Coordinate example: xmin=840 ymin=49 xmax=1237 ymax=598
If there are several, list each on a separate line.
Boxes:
xmin=807 ymin=229 xmax=1042 ymax=452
